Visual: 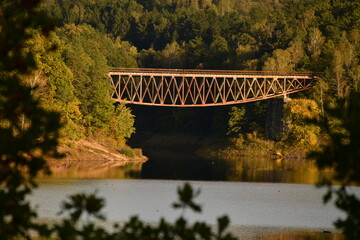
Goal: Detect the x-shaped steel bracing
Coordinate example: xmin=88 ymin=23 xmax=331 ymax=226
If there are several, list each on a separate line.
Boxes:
xmin=109 ymin=68 xmax=318 ymax=107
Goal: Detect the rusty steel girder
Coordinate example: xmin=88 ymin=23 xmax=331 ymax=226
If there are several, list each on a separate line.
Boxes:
xmin=108 ymin=68 xmax=318 ymax=107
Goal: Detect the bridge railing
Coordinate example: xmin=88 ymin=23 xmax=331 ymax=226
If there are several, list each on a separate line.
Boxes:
xmin=110 ymin=68 xmax=320 ymax=77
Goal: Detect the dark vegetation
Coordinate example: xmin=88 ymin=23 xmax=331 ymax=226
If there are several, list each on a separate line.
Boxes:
xmin=1 ymin=0 xmax=360 ymax=239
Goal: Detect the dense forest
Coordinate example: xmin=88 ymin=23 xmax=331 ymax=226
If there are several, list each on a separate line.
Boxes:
xmin=2 ymin=1 xmax=360 ymax=239
xmin=32 ymin=0 xmax=360 ymax=157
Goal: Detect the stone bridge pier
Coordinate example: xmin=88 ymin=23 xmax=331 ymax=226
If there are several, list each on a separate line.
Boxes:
xmin=265 ymin=96 xmax=291 ymax=141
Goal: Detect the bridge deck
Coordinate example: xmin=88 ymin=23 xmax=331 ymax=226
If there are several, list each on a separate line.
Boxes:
xmin=109 ymin=68 xmax=318 ymax=107
xmin=110 ymin=68 xmax=318 ymax=77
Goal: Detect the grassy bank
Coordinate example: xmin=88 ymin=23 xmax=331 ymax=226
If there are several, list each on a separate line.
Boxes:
xmin=197 ymin=133 xmax=320 ymax=161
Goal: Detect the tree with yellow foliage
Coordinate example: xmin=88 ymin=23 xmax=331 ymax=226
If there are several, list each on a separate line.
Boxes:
xmin=284 ymin=99 xmax=321 ymax=148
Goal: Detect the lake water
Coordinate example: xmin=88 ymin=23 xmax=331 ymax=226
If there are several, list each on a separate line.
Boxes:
xmin=32 ymin=153 xmax=358 ymax=239
xmin=33 ymin=179 xmax=345 ymax=228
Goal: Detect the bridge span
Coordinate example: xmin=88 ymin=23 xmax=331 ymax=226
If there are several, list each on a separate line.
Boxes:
xmin=109 ymin=68 xmax=318 ymax=107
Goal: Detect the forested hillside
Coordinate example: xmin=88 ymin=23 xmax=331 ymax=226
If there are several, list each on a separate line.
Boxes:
xmin=24 ymin=22 xmax=137 ymax=156
xmin=36 ymin=0 xmax=359 ymax=157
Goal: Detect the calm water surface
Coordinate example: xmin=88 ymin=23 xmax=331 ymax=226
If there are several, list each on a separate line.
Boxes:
xmin=34 ymin=153 xmax=354 ymax=239
xmin=32 ymin=179 xmax=357 ymax=240
xmin=33 ymin=179 xmax=346 ymax=228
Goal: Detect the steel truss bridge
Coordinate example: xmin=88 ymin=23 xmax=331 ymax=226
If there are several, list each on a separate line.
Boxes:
xmin=109 ymin=68 xmax=318 ymax=107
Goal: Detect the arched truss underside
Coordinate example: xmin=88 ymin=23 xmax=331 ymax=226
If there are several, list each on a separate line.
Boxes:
xmin=109 ymin=68 xmax=318 ymax=107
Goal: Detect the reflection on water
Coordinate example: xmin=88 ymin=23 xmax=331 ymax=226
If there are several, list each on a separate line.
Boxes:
xmin=44 ymin=160 xmax=144 ymax=179
xmin=43 ymin=153 xmax=333 ymax=184
xmin=227 ymin=157 xmax=332 ymax=184
xmin=141 ymin=152 xmax=333 ymax=184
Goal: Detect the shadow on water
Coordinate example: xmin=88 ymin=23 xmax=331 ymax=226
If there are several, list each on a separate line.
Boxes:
xmin=45 ymin=150 xmax=333 ymax=185
xmin=141 ymin=151 xmax=230 ymax=181
xmin=140 ymin=151 xmax=333 ymax=184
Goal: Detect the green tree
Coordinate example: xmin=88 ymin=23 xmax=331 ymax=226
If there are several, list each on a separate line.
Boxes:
xmin=185 ymin=37 xmax=207 ymax=69
xmin=263 ymin=40 xmax=305 ymax=72
xmin=58 ymin=24 xmax=137 ymax=138
xmin=25 ymin=31 xmax=84 ymax=141
xmin=227 ymin=106 xmax=246 ymax=136
xmin=207 ymin=35 xmax=229 ymax=69
xmin=138 ymin=47 xmax=161 ymax=68
xmin=307 ymin=28 xmax=324 ymax=58
xmin=158 ymin=41 xmax=185 ymax=68
xmin=263 ymin=48 xmax=294 ymax=71
xmin=235 ymin=33 xmax=259 ymax=70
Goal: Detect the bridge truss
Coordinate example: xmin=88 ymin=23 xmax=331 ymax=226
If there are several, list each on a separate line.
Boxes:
xmin=109 ymin=68 xmax=318 ymax=107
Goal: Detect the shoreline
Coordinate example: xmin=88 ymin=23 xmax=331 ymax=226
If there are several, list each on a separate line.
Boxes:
xmin=43 ymin=138 xmax=147 ymax=178
xmin=228 ymin=225 xmax=341 ymax=239
xmin=129 ymin=132 xmax=315 ymax=162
